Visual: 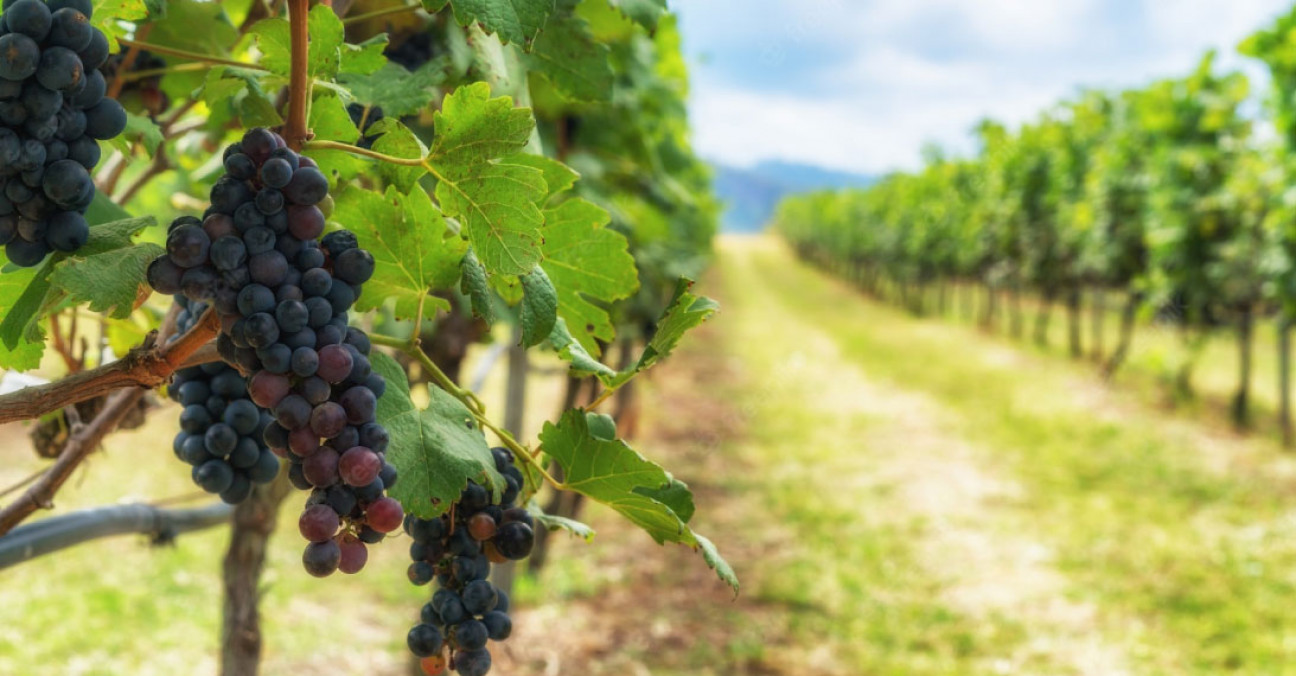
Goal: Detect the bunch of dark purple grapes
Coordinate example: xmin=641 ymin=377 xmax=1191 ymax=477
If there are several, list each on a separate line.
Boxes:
xmin=147 ymin=127 xmax=401 ymax=576
xmin=404 ymin=447 xmax=535 ymax=676
xmin=346 ymin=103 xmax=383 ymax=150
xmin=384 ymin=29 xmax=435 ymax=71
xmin=168 ymin=296 xmax=281 ymax=503
xmin=0 ymin=0 xmax=126 ymax=266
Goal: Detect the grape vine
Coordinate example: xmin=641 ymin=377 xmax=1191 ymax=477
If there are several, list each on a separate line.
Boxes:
xmin=0 ymin=1 xmax=734 ymax=673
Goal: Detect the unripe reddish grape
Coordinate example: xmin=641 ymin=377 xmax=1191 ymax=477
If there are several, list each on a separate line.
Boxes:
xmin=338 ymin=446 xmax=381 ymax=486
xmin=366 ymin=496 xmax=404 ymax=533
xmin=248 ymin=371 xmax=290 ymax=408
xmin=467 ymin=513 xmax=497 ymax=541
xmin=419 ymin=656 xmax=446 ymax=675
xmin=336 ymin=534 xmax=368 ymax=574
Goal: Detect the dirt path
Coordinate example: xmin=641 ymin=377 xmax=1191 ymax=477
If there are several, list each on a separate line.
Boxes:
xmin=492 ymin=236 xmax=1136 ymax=675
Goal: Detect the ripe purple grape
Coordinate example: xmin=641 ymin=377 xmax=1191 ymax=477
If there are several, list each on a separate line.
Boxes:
xmin=299 ymin=504 xmax=340 ymax=543
xmin=302 ymin=539 xmax=341 ymax=578
xmin=316 ymin=344 xmax=353 ymax=383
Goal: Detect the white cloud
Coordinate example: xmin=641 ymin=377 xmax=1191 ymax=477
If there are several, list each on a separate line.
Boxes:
xmin=860 ymin=0 xmax=1099 ymax=51
xmin=674 ymin=0 xmax=1294 ymax=175
xmin=689 ymin=83 xmax=1056 ymax=174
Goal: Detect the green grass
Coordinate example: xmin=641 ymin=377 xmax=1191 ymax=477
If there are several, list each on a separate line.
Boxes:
xmin=739 ymin=236 xmax=1296 ymax=673
xmin=5 ymin=235 xmax=1296 ymax=674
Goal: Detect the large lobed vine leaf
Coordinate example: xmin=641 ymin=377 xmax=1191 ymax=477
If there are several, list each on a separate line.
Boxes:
xmin=549 ymin=278 xmax=717 ymax=388
xmin=608 ymin=278 xmax=717 ymax=387
xmin=91 ymin=0 xmax=152 ymax=48
xmin=304 ymin=93 xmax=367 ymax=182
xmin=424 ymin=0 xmax=556 ymax=47
xmin=252 ymin=5 xmax=382 ymax=80
xmin=374 ymin=352 xmax=505 ymax=518
xmin=339 ymin=61 xmax=446 ymax=118
xmin=539 ymin=409 xmax=738 ymax=592
xmin=607 ymin=0 xmax=667 ymax=30
xmin=429 ymin=83 xmax=546 ymax=275
xmin=331 ymin=185 xmax=466 ymax=318
xmin=523 ymin=4 xmax=613 ymax=102
xmin=370 ymin=118 xmax=429 ymax=193
xmin=539 ymin=198 xmax=638 ymax=355
xmin=48 ymin=244 xmax=163 ymax=320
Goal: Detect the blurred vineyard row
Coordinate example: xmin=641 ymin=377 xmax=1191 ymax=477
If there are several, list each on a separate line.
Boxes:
xmin=774 ymin=8 xmax=1296 ymax=437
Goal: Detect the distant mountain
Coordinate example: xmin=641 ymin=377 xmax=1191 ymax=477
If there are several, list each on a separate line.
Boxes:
xmin=711 ymin=160 xmax=876 ymax=233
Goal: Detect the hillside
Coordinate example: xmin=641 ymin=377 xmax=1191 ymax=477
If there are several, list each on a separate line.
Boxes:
xmin=712 ymin=160 xmax=875 ymax=232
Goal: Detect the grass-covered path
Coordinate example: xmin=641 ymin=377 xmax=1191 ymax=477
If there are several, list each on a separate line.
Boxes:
xmin=537 ymin=235 xmax=1296 ymax=675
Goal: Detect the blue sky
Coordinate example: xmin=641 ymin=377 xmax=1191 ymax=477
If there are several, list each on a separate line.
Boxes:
xmin=670 ymin=0 xmax=1292 ymax=175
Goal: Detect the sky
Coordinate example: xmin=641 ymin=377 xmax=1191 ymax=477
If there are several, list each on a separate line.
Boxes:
xmin=669 ymin=0 xmax=1293 ymax=176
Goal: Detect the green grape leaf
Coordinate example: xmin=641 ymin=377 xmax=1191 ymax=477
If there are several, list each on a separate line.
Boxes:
xmin=340 ymin=34 xmax=390 ymax=75
xmin=79 ymin=216 xmax=155 ymax=254
xmin=91 ymin=0 xmax=150 ymax=48
xmin=369 ymin=118 xmax=429 ymax=192
xmin=585 ymin=410 xmax=617 ymax=440
xmin=434 ymin=163 xmax=545 ymax=275
xmin=607 ymin=0 xmax=665 ymax=29
xmin=527 ymin=503 xmax=595 ymax=541
xmin=518 ymin=265 xmax=557 ymax=347
xmin=105 ymin=314 xmax=155 ymax=359
xmin=608 ymin=278 xmax=717 ymax=387
xmin=460 ymin=249 xmax=495 ymax=322
xmin=147 ymin=0 xmax=238 ymax=57
xmin=501 ymin=153 xmax=578 ymax=202
xmin=48 ymin=244 xmax=163 ymax=320
xmin=84 ymin=191 xmax=131 ymax=226
xmin=375 ymin=352 xmax=505 ymax=518
xmin=429 ymin=83 xmax=544 ymax=275
xmin=539 ymin=409 xmax=739 ymax=592
xmin=0 ymin=216 xmax=155 ymax=353
xmin=489 ymin=272 xmax=522 ymax=305
xmin=0 ymin=256 xmax=46 ymax=370
xmin=332 ymin=185 xmax=464 ymax=318
xmin=307 ymin=4 xmax=345 ymax=78
xmin=523 ymin=9 xmax=613 ymax=102
xmin=105 ymin=113 xmax=163 ymax=156
xmin=429 ymin=83 xmax=534 ymax=169
xmin=539 ymin=198 xmax=638 ymax=355
xmin=199 ymin=67 xmax=247 ymax=111
xmin=250 ymin=18 xmax=292 ymax=77
xmin=304 ymin=93 xmax=367 ymax=183
xmin=339 ymin=61 xmax=446 ymax=117
xmin=547 ymin=318 xmax=616 ymax=379
xmin=445 ymin=0 xmax=555 ymax=46
xmin=238 ymin=76 xmax=284 ymax=127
